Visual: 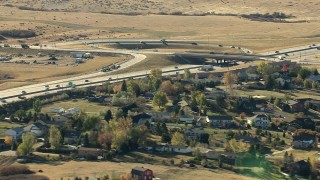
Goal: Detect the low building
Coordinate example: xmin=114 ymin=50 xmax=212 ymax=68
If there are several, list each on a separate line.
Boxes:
xmin=179 ymin=115 xmax=194 ymax=124
xmin=131 ymin=113 xmax=153 ymax=126
xmin=4 ymin=127 xmax=23 ymax=140
xmin=292 ymin=133 xmax=318 ymax=149
xmin=51 ymin=115 xmax=69 ymax=124
xmin=63 ymin=131 xmax=81 ymax=145
xmin=50 ymin=107 xmax=65 ymax=114
xmin=149 ymin=112 xmax=172 ymax=121
xmin=155 ymin=143 xmax=192 ymax=154
xmin=285 ymin=100 xmax=304 ymax=112
xmin=194 ymin=116 xmax=210 ymax=127
xmin=247 ymin=114 xmax=270 ymax=129
xmin=184 ymin=128 xmax=206 ymax=139
xmin=77 ymin=147 xmax=106 ymax=159
xmin=208 ymin=116 xmax=233 ymax=128
xmin=131 ymin=167 xmax=153 ymax=180
xmin=23 ymin=122 xmax=48 ymax=138
xmin=288 ymin=118 xmax=315 ymax=132
xmin=66 ymin=108 xmax=80 ymax=115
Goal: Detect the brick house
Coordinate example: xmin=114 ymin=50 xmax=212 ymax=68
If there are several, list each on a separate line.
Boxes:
xmin=131 ymin=167 xmax=153 ymax=180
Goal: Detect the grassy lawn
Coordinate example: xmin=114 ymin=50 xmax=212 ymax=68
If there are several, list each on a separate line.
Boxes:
xmin=0 ymin=121 xmax=24 ymax=137
xmin=42 ymin=99 xmax=115 ymax=115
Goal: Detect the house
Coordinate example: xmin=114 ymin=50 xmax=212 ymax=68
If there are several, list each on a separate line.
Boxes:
xmin=204 ymin=150 xmax=238 ymax=160
xmin=184 ymin=128 xmax=206 ymax=139
xmin=199 ymin=65 xmax=213 ymax=71
xmin=288 ymin=118 xmax=315 ymax=131
xmin=282 ymin=160 xmax=311 ymax=178
xmin=77 ymin=147 xmax=106 ymax=159
xmin=23 ymin=122 xmax=48 ymax=138
xmin=205 ymin=88 xmax=228 ymax=99
xmin=208 ymin=116 xmax=233 ymax=128
xmin=50 ymin=107 xmax=65 ymax=114
xmin=292 ymin=133 xmax=317 ymax=149
xmin=66 ymin=108 xmax=80 ymax=115
xmin=149 ymin=112 xmax=172 ymax=121
xmin=63 ymin=131 xmax=81 ymax=145
xmin=70 ymin=52 xmax=85 ymax=58
xmin=247 ymin=114 xmax=270 ymax=129
xmin=234 ymin=135 xmax=261 ymax=145
xmin=131 ymin=167 xmax=153 ymax=180
xmin=155 ymin=143 xmax=192 ymax=154
xmin=285 ymin=100 xmax=304 ymax=112
xmin=131 ymin=113 xmax=153 ymax=125
xmin=4 ymin=127 xmax=23 ymax=140
xmin=194 ymin=116 xmax=210 ymax=127
xmin=275 ymin=77 xmax=291 ymax=87
xmin=179 ymin=115 xmax=194 ymax=124
xmin=51 ymin=115 xmax=69 ymax=124
xmin=306 ymin=75 xmax=320 ymax=83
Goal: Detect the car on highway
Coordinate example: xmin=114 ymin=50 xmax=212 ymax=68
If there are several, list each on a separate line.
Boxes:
xmin=18 ymin=96 xmax=26 ymax=99
xmin=21 ymin=90 xmax=26 ymax=94
xmin=0 ymin=99 xmax=6 ymax=103
xmin=275 ymin=50 xmax=280 ymax=53
xmin=174 ymin=66 xmax=178 ymax=69
xmin=218 ymin=44 xmax=223 ymax=47
xmin=85 ymin=80 xmax=89 ymax=82
xmin=209 ymin=52 xmax=215 ymax=54
xmin=231 ymin=46 xmax=235 ymax=48
xmin=108 ymin=77 xmax=112 ymax=80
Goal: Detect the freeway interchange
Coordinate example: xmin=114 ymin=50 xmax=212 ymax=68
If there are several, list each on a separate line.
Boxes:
xmin=0 ymin=39 xmax=319 ymax=104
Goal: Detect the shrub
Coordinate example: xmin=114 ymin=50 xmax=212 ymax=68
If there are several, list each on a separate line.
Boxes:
xmin=0 ymin=165 xmax=34 ymax=176
xmin=0 ymin=30 xmax=36 ymax=38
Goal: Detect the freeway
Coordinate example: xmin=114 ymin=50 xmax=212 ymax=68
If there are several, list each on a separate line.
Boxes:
xmin=0 ymin=39 xmax=319 ymax=105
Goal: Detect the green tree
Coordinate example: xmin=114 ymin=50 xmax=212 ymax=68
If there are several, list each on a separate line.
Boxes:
xmin=15 ymin=109 xmax=26 ymax=121
xmin=257 ymin=62 xmax=266 ymax=75
xmin=196 ymin=92 xmax=207 ymax=114
xmin=121 ymin=80 xmax=127 ymax=91
xmin=83 ymin=116 xmax=101 ymax=131
xmin=151 ymin=68 xmax=162 ymax=79
xmin=304 ymin=79 xmax=312 ymax=89
xmin=33 ymin=98 xmax=42 ymax=113
xmin=299 ymin=68 xmax=312 ymax=79
xmin=312 ymin=81 xmax=319 ymax=89
xmin=264 ymin=75 xmax=275 ymax=90
xmin=193 ymin=148 xmax=202 ymax=161
xmin=16 ymin=132 xmax=36 ymax=156
xmin=151 ymin=78 xmax=162 ymax=90
xmin=102 ymin=81 xmax=112 ymax=95
xmin=49 ymin=125 xmax=62 ymax=150
xmin=183 ymin=69 xmax=191 ymax=81
xmin=127 ymin=80 xmax=141 ymax=96
xmin=104 ymin=110 xmax=112 ymax=123
xmin=171 ymin=132 xmax=186 ymax=146
xmin=152 ymin=91 xmax=168 ymax=108
xmin=274 ymin=97 xmax=281 ymax=107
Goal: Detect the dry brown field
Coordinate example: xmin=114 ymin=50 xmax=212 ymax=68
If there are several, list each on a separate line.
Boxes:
xmin=24 ymin=160 xmax=256 ymax=180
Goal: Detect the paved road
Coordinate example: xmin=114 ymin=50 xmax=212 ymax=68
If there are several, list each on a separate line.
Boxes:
xmin=0 ymin=39 xmax=319 ymax=105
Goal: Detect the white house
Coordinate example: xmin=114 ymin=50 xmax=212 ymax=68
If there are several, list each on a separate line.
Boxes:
xmin=50 ymin=107 xmax=65 ymax=114
xmin=66 ymin=108 xmax=80 ymax=116
xmin=155 ymin=144 xmax=192 ymax=154
xmin=4 ymin=127 xmax=23 ymax=140
xmin=179 ymin=115 xmax=194 ymax=124
xmin=247 ymin=114 xmax=270 ymax=129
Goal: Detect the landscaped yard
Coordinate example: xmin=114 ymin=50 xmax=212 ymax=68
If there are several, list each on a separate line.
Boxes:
xmin=42 ymin=99 xmax=115 ymax=115
xmin=0 ymin=121 xmax=23 ymax=137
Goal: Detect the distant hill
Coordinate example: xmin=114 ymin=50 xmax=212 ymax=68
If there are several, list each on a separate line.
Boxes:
xmin=0 ymin=0 xmax=319 ymax=18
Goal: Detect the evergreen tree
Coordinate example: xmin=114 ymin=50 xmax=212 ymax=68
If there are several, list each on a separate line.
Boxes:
xmin=121 ymin=80 xmax=127 ymax=91
xmin=104 ymin=110 xmax=112 ymax=123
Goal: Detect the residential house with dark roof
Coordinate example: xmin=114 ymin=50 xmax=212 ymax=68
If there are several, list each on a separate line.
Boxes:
xmin=184 ymin=128 xmax=206 ymax=139
xmin=179 ymin=115 xmax=194 ymax=124
xmin=282 ymin=160 xmax=311 ymax=178
xmin=4 ymin=127 xmax=23 ymax=140
xmin=288 ymin=118 xmax=315 ymax=132
xmin=131 ymin=167 xmax=153 ymax=180
xmin=208 ymin=116 xmax=233 ymax=128
xmin=63 ymin=130 xmax=82 ymax=145
xmin=306 ymin=75 xmax=320 ymax=83
xmin=292 ymin=133 xmax=317 ymax=149
xmin=285 ymin=100 xmax=304 ymax=112
xmin=23 ymin=122 xmax=48 ymax=138
xmin=131 ymin=113 xmax=152 ymax=126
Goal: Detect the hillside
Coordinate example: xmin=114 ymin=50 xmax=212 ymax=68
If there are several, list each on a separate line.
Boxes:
xmin=1 ymin=0 xmax=319 ymax=18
